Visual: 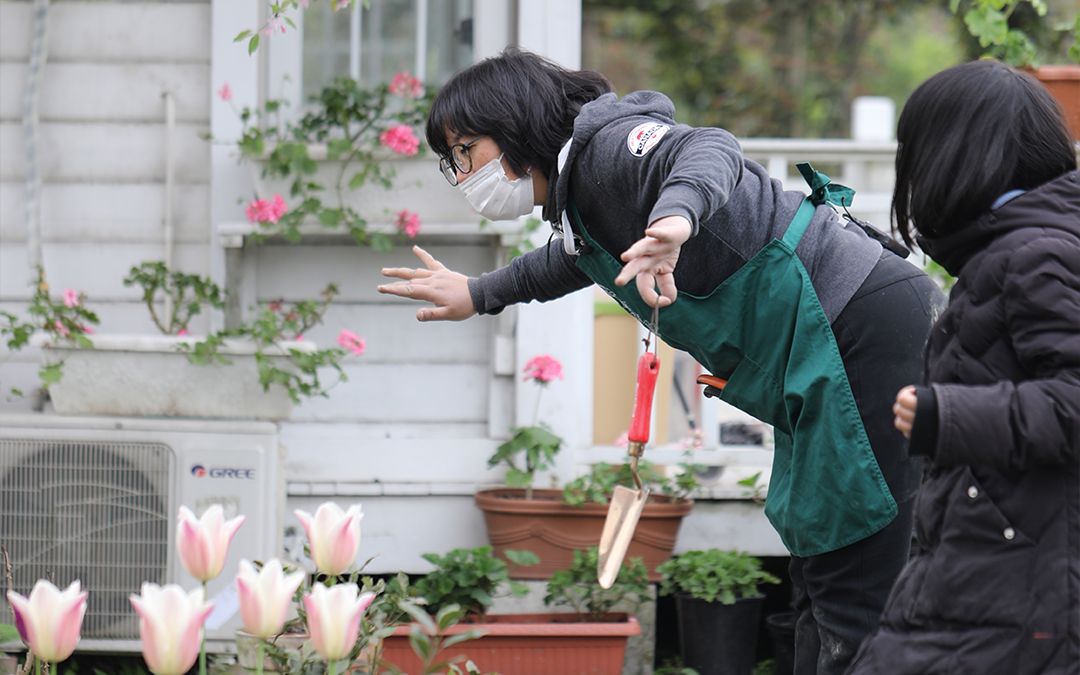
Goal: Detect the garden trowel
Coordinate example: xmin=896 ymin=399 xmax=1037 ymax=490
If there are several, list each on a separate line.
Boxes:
xmin=598 ymin=305 xmax=661 ymax=589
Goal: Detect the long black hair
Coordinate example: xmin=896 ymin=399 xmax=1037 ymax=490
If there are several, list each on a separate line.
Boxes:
xmin=892 ymin=59 xmax=1076 ymax=247
xmin=425 ymin=47 xmax=612 ymax=180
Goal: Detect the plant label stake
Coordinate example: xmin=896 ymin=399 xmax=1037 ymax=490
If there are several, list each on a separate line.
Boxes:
xmin=598 ymin=303 xmax=661 ymax=589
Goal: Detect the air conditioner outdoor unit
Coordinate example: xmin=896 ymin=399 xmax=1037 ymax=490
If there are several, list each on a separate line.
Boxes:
xmin=0 ymin=413 xmax=283 ymax=653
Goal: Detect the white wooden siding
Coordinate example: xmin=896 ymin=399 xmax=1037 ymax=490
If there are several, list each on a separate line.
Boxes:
xmin=0 ymin=182 xmax=209 ymax=243
xmin=0 ymin=1 xmax=213 ymax=419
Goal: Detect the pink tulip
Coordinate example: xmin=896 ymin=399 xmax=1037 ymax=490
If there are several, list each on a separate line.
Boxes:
xmin=176 ymin=504 xmax=245 ymax=583
xmin=129 ymin=583 xmax=213 ymax=675
xmin=303 ymin=583 xmax=375 ymax=662
xmin=235 ymin=559 xmax=305 ymax=638
xmin=294 ymin=502 xmax=363 ymax=575
xmin=6 ymin=580 xmax=87 ymax=663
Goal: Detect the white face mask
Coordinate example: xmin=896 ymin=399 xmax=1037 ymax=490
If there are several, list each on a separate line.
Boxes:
xmin=457 ymin=154 xmax=535 ymax=221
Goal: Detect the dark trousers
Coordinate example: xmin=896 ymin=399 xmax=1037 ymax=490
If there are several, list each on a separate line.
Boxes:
xmin=789 ymin=252 xmax=946 ymax=675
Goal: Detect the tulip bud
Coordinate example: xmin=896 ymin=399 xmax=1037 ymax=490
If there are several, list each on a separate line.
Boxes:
xmin=302 ymin=583 xmax=375 ymax=663
xmin=294 ymin=502 xmax=363 ymax=576
xmin=6 ymin=580 xmax=87 ymax=663
xmin=129 ymin=583 xmax=213 ymax=675
xmin=235 ymin=559 xmax=305 ymax=638
xmin=177 ymin=504 xmax=245 ymax=583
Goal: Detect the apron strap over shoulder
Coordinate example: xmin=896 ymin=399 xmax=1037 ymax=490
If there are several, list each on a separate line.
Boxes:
xmin=782 ymin=162 xmax=858 ymax=249
xmin=797 ymin=162 xmax=856 ymax=209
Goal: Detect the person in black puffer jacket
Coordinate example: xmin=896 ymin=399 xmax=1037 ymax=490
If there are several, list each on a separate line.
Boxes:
xmin=848 ymin=60 xmax=1080 ymax=674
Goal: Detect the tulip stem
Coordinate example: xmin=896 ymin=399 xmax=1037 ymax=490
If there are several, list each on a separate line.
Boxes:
xmin=256 ymin=640 xmax=264 ymax=675
xmin=199 ymin=582 xmax=208 ymax=675
xmin=328 ymin=661 xmax=338 ymax=675
xmin=34 ymin=657 xmax=42 ymax=675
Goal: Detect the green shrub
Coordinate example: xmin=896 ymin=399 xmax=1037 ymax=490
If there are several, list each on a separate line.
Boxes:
xmin=657 ymin=549 xmax=779 ymax=604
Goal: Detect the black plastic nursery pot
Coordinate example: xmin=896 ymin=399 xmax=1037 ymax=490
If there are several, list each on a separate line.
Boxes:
xmin=765 ymin=610 xmax=796 ymax=675
xmin=675 ymin=593 xmax=765 ymax=675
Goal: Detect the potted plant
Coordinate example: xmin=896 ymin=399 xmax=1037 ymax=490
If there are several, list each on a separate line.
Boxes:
xmin=951 ymin=0 xmax=1080 ymax=137
xmin=34 ymin=263 xmax=360 ymax=420
xmin=657 ymin=549 xmax=781 ymax=675
xmin=379 ymin=545 xmax=644 ymax=675
xmin=475 ymin=355 xmax=696 ymax=580
xmin=2 ymin=74 xmax=435 ymax=420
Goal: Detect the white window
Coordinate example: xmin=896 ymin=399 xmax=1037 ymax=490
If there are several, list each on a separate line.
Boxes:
xmin=298 ymin=0 xmax=473 ymax=101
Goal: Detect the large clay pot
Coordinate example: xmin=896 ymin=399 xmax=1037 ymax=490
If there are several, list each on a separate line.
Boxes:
xmin=1034 ymin=65 xmax=1080 ymax=140
xmin=474 ymin=487 xmax=692 ymax=580
xmin=378 ymin=612 xmax=640 ymax=675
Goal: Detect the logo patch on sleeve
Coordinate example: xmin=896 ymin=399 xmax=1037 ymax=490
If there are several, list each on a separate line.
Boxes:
xmin=626 ymin=122 xmax=670 ymax=157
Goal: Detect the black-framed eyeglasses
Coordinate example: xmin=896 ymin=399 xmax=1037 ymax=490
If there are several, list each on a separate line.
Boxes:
xmin=438 ymin=138 xmax=481 ymax=186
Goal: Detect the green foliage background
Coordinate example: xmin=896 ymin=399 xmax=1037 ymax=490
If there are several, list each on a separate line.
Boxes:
xmin=581 ymin=0 xmax=1076 ymax=138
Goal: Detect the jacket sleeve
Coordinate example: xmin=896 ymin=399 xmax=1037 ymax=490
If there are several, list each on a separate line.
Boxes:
xmin=467 ymin=238 xmax=592 ymax=315
xmin=643 ymin=126 xmax=744 ymax=236
xmin=930 ymin=235 xmax=1080 ymax=470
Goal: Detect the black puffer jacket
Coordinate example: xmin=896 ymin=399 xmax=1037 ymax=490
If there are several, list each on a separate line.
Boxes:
xmin=849 ymin=170 xmax=1080 ymax=674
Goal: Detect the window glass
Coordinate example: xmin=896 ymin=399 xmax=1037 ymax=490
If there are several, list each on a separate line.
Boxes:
xmin=302 ymin=0 xmax=474 ymax=100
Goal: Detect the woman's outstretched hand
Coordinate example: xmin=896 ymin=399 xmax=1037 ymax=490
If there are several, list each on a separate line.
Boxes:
xmin=378 ymin=246 xmax=476 ymax=322
xmin=615 ymin=215 xmax=692 ymax=308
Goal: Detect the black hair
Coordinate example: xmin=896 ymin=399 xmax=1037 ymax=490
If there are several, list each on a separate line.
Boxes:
xmin=892 ymin=59 xmax=1076 ymax=247
xmin=425 ymin=47 xmax=613 ymax=180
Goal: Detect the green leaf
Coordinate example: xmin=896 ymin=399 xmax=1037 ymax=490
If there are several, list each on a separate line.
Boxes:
xmin=435 ymin=604 xmax=464 ymax=631
xmin=233 ymin=29 xmax=253 ymax=42
xmin=964 ymin=6 xmax=1008 ymax=47
xmin=504 ymin=549 xmax=540 ymax=566
xmin=399 ymin=600 xmax=438 ymax=635
xmin=737 ymin=471 xmax=762 ymax=488
xmin=248 ymin=34 xmax=260 ymax=55
xmin=319 ymin=208 xmax=343 ymax=226
xmin=39 ymin=362 xmax=63 ymax=386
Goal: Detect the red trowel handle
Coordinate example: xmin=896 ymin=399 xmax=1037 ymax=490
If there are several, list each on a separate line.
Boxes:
xmin=628 ymin=351 xmax=660 ymax=445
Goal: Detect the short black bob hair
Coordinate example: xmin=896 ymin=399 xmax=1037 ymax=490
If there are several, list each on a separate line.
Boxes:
xmin=425 ymin=47 xmax=612 ymax=181
xmin=892 ymin=59 xmax=1076 ymax=247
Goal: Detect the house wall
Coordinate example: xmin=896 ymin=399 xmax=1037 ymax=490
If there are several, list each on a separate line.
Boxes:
xmin=0 ymin=0 xmax=214 ymax=403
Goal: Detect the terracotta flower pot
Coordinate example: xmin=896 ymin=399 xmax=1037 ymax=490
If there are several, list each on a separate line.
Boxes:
xmin=1033 ymin=65 xmax=1080 ymax=140
xmin=474 ymin=487 xmax=692 ymax=580
xmin=378 ymin=612 xmax=640 ymax=675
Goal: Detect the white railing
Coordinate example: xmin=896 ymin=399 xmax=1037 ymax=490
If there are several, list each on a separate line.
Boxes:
xmin=741 ymin=138 xmax=898 ymax=228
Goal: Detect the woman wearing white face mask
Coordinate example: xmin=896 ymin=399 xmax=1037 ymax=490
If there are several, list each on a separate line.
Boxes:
xmin=378 ymin=48 xmax=945 ymax=675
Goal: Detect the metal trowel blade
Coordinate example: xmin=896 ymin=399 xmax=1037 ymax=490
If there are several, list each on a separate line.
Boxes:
xmin=597 ymin=484 xmax=650 ymax=589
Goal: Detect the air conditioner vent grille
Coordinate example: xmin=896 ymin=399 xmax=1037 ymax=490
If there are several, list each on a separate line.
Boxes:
xmin=0 ymin=438 xmax=173 ymax=639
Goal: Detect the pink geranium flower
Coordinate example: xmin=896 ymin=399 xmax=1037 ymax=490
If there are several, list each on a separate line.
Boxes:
xmin=337 ymin=329 xmax=366 ymax=356
xmin=53 ymin=320 xmax=70 ymax=337
xmin=389 ymin=72 xmax=423 ymax=98
xmin=523 ymin=354 xmax=564 ymax=384
xmin=380 ymin=125 xmax=419 ymax=156
xmin=334 ymin=0 xmax=351 ymax=10
xmin=395 ymin=209 xmax=421 ymax=239
xmin=245 ymin=194 xmax=288 ymax=224
xmin=62 ymin=289 xmax=80 ymax=308
xmin=177 ymin=328 xmax=189 ymax=337
xmin=217 ymin=83 xmax=233 ymax=102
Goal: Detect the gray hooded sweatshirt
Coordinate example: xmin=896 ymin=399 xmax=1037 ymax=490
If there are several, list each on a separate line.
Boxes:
xmin=467 ymin=91 xmax=882 ymax=323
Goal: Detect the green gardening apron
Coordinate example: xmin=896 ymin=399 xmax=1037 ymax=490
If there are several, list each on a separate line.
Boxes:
xmin=566 ymin=163 xmax=895 ymax=557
